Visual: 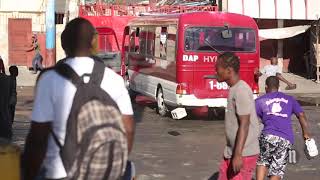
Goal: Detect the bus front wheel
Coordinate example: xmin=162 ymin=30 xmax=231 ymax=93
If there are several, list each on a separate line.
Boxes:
xmin=156 ymin=87 xmax=168 ymax=117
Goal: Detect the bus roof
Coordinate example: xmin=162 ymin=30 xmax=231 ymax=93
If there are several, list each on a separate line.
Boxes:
xmin=128 ymin=11 xmax=258 ymax=29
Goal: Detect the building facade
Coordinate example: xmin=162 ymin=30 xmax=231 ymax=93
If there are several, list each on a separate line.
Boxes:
xmin=219 ymin=0 xmax=320 ymax=80
xmin=0 ymin=0 xmax=79 ymax=69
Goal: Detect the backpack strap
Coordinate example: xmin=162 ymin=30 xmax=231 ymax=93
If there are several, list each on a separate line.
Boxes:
xmin=89 ymin=56 xmax=105 ymax=86
xmin=51 ymin=129 xmax=63 ymax=149
xmin=55 ymin=63 xmax=83 ymax=87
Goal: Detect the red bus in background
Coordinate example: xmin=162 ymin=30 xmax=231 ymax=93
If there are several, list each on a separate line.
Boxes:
xmin=95 ymin=27 xmax=122 ymax=74
xmin=121 ymin=12 xmax=260 ymax=118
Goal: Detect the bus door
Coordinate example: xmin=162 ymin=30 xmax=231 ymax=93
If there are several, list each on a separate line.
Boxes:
xmin=184 ymin=26 xmax=257 ymax=99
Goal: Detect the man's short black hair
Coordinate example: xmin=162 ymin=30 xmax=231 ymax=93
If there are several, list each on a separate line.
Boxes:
xmin=217 ymin=52 xmax=240 ymax=73
xmin=9 ymin=65 xmax=18 ymax=77
xmin=266 ymin=76 xmax=280 ymax=89
xmin=61 ymin=18 xmax=96 ymax=57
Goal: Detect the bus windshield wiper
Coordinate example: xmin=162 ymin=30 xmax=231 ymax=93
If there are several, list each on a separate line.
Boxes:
xmin=204 ymin=39 xmax=222 ymax=55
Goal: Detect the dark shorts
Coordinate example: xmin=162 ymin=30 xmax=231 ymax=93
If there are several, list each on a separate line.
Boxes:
xmin=257 ymin=134 xmax=292 ymax=179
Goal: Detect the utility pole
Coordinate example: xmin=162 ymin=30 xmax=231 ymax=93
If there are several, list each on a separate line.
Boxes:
xmin=46 ymin=0 xmax=56 ymax=67
xmin=277 ymin=20 xmax=284 ymax=72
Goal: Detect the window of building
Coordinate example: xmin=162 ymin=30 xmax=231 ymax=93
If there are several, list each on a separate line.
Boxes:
xmin=55 ymin=13 xmax=64 ymax=24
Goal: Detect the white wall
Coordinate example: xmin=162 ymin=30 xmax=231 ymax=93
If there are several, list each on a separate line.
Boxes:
xmin=307 ymin=0 xmax=320 ymax=20
xmin=227 ymin=0 xmax=242 ymax=15
xmin=0 ymin=0 xmax=45 ymax=12
xmin=243 ymin=0 xmax=259 ymax=18
xmin=292 ymin=0 xmax=306 ymax=20
xmin=0 ymin=12 xmax=46 ymax=67
xmin=0 ymin=0 xmax=68 ymax=13
xmin=0 ymin=0 xmax=75 ymax=67
xmin=226 ymin=0 xmax=320 ymax=20
xmin=276 ymin=0 xmax=291 ymax=19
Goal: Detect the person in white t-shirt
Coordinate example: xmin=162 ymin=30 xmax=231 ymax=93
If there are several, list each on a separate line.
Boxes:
xmin=23 ymin=18 xmax=135 ymax=180
xmin=255 ymin=57 xmax=296 ymax=90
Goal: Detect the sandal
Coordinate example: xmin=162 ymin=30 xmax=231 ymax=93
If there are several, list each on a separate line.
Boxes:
xmin=285 ymin=84 xmax=297 ymax=90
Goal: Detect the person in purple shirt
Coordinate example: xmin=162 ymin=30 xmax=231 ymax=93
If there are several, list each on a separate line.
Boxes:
xmin=255 ymin=76 xmax=312 ymax=180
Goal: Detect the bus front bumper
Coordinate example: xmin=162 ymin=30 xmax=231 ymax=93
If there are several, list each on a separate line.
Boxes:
xmin=176 ymin=94 xmax=227 ymax=107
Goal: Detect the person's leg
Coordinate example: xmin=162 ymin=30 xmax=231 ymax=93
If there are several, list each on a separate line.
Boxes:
xmin=276 ymin=74 xmax=296 ymax=90
xmin=218 ymin=158 xmax=230 ymax=180
xmin=269 ymin=175 xmax=281 ymax=180
xmin=268 ymin=137 xmax=291 ymax=179
xmin=36 ymin=60 xmax=43 ymax=71
xmin=231 ymin=155 xmax=258 ymax=180
xmin=37 ymin=55 xmax=44 ymax=70
xmin=32 ymin=57 xmax=37 ymax=73
xmin=9 ymin=105 xmax=15 ymax=125
xmin=256 ymin=165 xmax=268 ymax=180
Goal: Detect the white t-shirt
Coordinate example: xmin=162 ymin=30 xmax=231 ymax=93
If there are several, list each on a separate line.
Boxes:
xmin=261 ymin=65 xmax=282 ymax=77
xmin=31 ymin=57 xmax=133 ymax=179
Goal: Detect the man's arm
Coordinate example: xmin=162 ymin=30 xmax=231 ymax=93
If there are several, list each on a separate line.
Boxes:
xmin=296 ymin=112 xmax=311 ymax=140
xmin=232 ymin=115 xmax=250 ymax=173
xmin=24 ymin=71 xmax=54 ymax=180
xmin=232 ymin=87 xmax=254 ymax=173
xmin=255 ymin=70 xmax=263 ymax=77
xmin=255 ymin=68 xmax=264 ymax=77
xmin=23 ymin=122 xmax=51 ymax=180
xmin=25 ymin=43 xmax=35 ymax=52
xmin=122 ymin=115 xmax=135 ymax=153
xmin=292 ymin=98 xmax=311 ymax=140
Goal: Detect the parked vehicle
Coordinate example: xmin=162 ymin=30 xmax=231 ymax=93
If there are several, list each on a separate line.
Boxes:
xmin=121 ymin=12 xmax=260 ymax=118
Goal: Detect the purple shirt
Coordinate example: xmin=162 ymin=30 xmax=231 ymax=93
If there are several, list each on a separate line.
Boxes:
xmin=255 ymin=92 xmax=303 ymax=144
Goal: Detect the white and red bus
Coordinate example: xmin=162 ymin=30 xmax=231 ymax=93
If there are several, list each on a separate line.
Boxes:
xmin=121 ymin=12 xmax=260 ymax=118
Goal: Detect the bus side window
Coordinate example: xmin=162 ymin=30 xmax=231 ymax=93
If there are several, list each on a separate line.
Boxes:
xmin=139 ymin=27 xmax=148 ymax=55
xmin=167 ymin=26 xmax=177 ymax=62
xmin=146 ymin=27 xmax=156 ymax=56
xmin=155 ymin=27 xmax=168 ymax=59
xmin=129 ymin=28 xmax=140 ymax=53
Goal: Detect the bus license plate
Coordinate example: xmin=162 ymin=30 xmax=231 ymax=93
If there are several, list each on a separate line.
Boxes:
xmin=207 ymin=80 xmax=229 ymax=90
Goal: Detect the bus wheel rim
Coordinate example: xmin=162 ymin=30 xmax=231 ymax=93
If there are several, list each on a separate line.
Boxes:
xmin=157 ymin=91 xmax=165 ymax=112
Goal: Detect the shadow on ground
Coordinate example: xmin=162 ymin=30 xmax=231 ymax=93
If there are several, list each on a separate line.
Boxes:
xmin=132 ymin=95 xmax=225 ymax=123
xmin=208 ymin=172 xmax=219 ymax=180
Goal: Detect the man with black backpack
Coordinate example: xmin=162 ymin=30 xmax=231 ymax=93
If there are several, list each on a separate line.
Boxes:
xmin=23 ymin=18 xmax=135 ymax=180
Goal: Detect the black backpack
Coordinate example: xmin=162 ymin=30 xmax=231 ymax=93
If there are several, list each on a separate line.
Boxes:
xmin=51 ymin=58 xmax=128 ymax=180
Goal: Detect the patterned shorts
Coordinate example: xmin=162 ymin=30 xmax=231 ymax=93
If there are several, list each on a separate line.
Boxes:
xmin=257 ymin=134 xmax=292 ymax=179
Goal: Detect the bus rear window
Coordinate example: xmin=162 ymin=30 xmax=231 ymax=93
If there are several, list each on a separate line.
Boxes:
xmin=184 ymin=27 xmax=256 ymax=52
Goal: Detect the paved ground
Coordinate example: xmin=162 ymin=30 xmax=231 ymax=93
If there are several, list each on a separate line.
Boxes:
xmin=15 ymin=66 xmax=320 ymax=94
xmin=12 ymin=87 xmax=320 ymax=180
xmin=259 ymin=73 xmax=320 ymax=95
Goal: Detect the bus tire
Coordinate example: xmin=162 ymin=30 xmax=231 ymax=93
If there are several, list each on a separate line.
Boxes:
xmin=125 ymin=74 xmax=137 ymax=102
xmin=208 ymin=107 xmax=225 ymax=120
xmin=156 ymin=87 xmax=168 ymax=117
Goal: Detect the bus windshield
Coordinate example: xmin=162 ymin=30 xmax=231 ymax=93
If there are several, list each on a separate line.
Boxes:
xmin=185 ymin=27 xmax=256 ymax=52
xmin=98 ymin=33 xmax=120 ymax=53
xmin=96 ymin=27 xmax=121 ymax=69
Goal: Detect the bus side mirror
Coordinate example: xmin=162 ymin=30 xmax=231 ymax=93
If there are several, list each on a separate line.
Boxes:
xmin=222 ymin=29 xmax=232 ymax=39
